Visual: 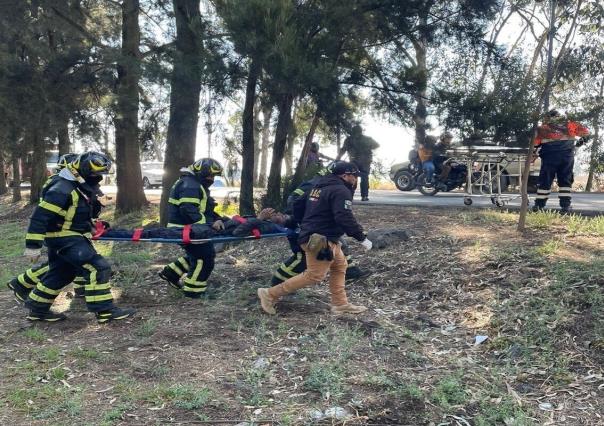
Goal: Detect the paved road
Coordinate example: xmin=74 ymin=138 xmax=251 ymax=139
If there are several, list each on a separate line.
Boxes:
xmin=354 ymin=189 xmax=604 ymax=214
xmin=99 ymin=185 xmax=604 ymax=214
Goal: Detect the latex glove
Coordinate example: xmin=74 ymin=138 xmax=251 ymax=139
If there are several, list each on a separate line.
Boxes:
xmin=212 ymin=220 xmax=225 ymax=231
xmin=360 ymin=238 xmax=373 ymax=251
xmin=24 ymin=248 xmax=42 ymax=263
xmin=257 ymin=208 xmax=275 ymax=221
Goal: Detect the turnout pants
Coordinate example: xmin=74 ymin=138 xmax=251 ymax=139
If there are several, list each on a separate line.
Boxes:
xmin=163 ymin=243 xmax=215 ymax=297
xmin=268 ymin=242 xmax=349 ymax=307
xmin=10 ymin=262 xmax=86 ymax=298
xmin=26 ymin=236 xmax=115 ymax=313
xmin=535 ymin=141 xmax=575 ymax=209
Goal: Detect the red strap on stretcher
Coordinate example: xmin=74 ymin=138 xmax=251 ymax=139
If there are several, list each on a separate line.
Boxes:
xmin=92 ymin=221 xmax=106 ymax=239
xmin=132 ymin=228 xmax=143 ymax=242
xmin=182 ymin=224 xmax=192 ymax=244
xmin=232 ymin=215 xmax=261 ymax=239
xmin=232 ymin=215 xmax=246 ymax=224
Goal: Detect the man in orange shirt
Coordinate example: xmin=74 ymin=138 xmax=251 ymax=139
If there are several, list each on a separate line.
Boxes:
xmin=533 ymin=110 xmax=589 ymax=213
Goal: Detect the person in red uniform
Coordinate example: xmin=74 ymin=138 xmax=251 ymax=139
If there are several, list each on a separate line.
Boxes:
xmin=533 ymin=110 xmax=589 ymax=213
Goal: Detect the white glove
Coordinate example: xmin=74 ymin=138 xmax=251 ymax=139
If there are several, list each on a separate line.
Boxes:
xmin=24 ymin=248 xmax=42 ymax=263
xmin=360 ymin=238 xmax=373 ymax=251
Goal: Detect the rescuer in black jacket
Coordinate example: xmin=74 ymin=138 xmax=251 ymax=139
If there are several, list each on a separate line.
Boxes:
xmin=257 ymin=161 xmax=373 ymax=316
xmin=158 ymin=158 xmax=225 ymax=298
xmin=6 ymin=153 xmax=90 ymax=303
xmin=270 ymin=163 xmax=369 ymax=286
xmin=20 ymin=151 xmax=135 ymax=323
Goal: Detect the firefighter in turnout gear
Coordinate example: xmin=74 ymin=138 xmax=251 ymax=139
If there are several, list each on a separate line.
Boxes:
xmin=271 ymin=162 xmax=369 ymax=286
xmin=21 ymin=151 xmax=135 ymax=323
xmin=158 ymin=158 xmax=225 ymax=298
xmin=533 ymin=110 xmax=590 ymax=213
xmin=257 ymin=161 xmax=373 ymax=316
xmin=7 ymin=153 xmax=89 ymax=303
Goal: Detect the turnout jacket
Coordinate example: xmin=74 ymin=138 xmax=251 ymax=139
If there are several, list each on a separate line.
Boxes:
xmin=26 ymin=172 xmax=101 ymax=249
xmin=295 ymin=174 xmax=365 ymax=244
xmin=167 ymin=171 xmax=221 ymax=228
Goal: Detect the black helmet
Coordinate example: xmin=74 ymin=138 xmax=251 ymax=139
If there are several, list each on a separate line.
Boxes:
xmin=330 ymin=160 xmax=360 ymax=177
xmin=71 ymin=151 xmax=112 ymax=178
xmin=57 ymin=153 xmax=78 ymax=170
xmin=189 ymin=158 xmax=223 ymax=177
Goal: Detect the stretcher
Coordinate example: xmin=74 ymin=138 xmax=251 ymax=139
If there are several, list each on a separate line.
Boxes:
xmin=90 ymin=216 xmax=292 ymax=245
xmin=448 ymin=146 xmax=531 ymax=207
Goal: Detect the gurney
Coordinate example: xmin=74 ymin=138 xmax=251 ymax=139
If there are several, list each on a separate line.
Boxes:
xmin=91 ymin=216 xmax=291 ymax=244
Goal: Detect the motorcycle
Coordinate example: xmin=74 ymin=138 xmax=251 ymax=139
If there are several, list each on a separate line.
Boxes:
xmin=416 ymin=158 xmax=474 ymax=196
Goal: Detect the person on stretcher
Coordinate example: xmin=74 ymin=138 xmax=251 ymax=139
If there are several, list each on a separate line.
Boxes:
xmin=94 ymin=209 xmax=289 ymax=242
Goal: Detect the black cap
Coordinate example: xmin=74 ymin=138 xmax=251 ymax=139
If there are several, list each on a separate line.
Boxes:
xmin=331 ymin=161 xmax=360 ymax=176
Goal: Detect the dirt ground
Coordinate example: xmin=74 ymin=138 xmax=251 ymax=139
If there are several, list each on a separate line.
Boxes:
xmin=0 ymin=200 xmax=602 ymax=425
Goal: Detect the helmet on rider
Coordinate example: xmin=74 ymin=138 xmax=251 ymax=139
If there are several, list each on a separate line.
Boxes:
xmin=189 ymin=158 xmax=223 ymax=185
xmin=441 ymin=131 xmax=453 ymax=144
xmin=56 ymin=153 xmax=78 ymax=171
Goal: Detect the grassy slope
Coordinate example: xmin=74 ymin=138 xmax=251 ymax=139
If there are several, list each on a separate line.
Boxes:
xmin=0 ymin=201 xmax=602 ymax=425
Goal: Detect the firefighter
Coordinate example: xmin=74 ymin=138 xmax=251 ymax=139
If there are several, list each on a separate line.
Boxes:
xmin=257 ymin=161 xmax=372 ymax=316
xmin=21 ymin=151 xmax=134 ymax=322
xmin=533 ymin=110 xmax=590 ymax=213
xmin=270 ymin=162 xmax=369 ymax=286
xmin=7 ymin=153 xmax=90 ymax=303
xmin=158 ymin=158 xmax=225 ymax=298
xmin=337 ymin=125 xmax=379 ymax=201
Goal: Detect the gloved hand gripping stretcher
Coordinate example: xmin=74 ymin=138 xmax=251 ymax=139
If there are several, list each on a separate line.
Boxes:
xmin=91 ymin=216 xmax=290 ymax=244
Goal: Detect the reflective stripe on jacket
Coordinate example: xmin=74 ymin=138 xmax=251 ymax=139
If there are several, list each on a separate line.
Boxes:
xmin=26 ymin=178 xmax=95 ymax=249
xmin=167 ymin=174 xmax=211 ymax=228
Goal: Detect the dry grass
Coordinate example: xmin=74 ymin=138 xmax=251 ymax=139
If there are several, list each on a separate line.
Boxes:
xmin=0 ymin=202 xmax=602 ymax=425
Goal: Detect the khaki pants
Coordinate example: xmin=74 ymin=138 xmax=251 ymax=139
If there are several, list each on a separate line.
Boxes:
xmin=268 ymin=241 xmax=348 ymax=306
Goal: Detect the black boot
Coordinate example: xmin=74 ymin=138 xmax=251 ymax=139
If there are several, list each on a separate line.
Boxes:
xmin=27 ymin=311 xmax=67 ymax=322
xmin=345 ymin=266 xmax=370 ymax=280
xmin=559 ymin=205 xmax=572 ymax=215
xmin=7 ymin=280 xmax=30 ymax=304
xmin=158 ymin=268 xmax=183 ymax=290
xmin=96 ymin=306 xmax=136 ymax=324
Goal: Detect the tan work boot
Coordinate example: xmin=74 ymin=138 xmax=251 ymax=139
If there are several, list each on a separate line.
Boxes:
xmin=331 ymin=303 xmax=368 ymax=315
xmin=257 ymin=288 xmax=277 ymax=315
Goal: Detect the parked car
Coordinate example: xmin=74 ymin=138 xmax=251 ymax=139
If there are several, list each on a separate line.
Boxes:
xmin=141 ymin=161 xmax=164 ymax=189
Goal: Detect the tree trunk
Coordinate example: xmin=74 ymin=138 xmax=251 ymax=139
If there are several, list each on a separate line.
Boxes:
xmin=240 ymin=59 xmax=260 ymax=215
xmin=284 ymin=102 xmax=298 ymax=177
xmin=160 ymin=0 xmax=203 ymax=225
xmin=57 ymin=114 xmax=71 ymax=156
xmin=258 ymin=104 xmax=272 ymax=187
xmin=0 ymin=148 xmax=7 ymax=196
xmin=266 ymin=93 xmax=294 ymax=208
xmin=29 ymin=124 xmax=47 ymax=205
xmin=253 ymin=103 xmax=261 ymax=185
xmin=290 ymin=109 xmax=320 ymax=192
xmin=11 ymin=153 xmax=21 ymax=203
xmin=412 ymin=16 xmax=428 ymax=147
xmin=518 ymin=0 xmax=557 ymax=232
xmin=586 ymin=76 xmax=604 ymax=191
xmin=115 ymin=0 xmax=146 ymax=213
xmin=585 ymin=119 xmax=601 ymax=192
